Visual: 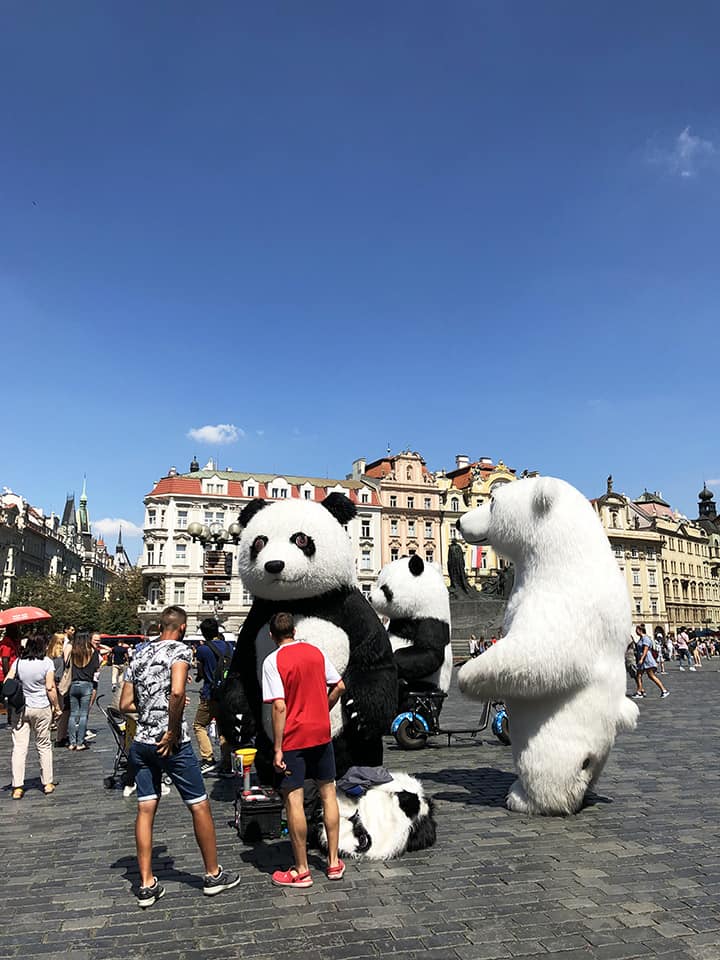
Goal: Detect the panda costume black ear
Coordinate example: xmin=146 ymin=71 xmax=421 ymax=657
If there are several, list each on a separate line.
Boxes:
xmin=408 ymin=554 xmax=425 ymax=577
xmin=322 ymin=492 xmax=356 ymax=525
xmin=239 ymin=498 xmax=267 ymax=528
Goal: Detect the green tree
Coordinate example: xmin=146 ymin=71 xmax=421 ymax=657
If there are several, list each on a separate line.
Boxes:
xmin=7 ymin=575 xmax=102 ymax=633
xmin=99 ymin=568 xmax=144 ymax=634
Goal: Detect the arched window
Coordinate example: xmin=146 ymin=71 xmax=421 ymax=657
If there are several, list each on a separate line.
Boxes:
xmin=451 ymin=497 xmax=459 ymax=512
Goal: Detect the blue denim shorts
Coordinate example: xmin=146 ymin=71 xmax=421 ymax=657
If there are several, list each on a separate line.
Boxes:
xmin=129 ymin=739 xmax=207 ymax=806
xmin=282 ymin=741 xmax=336 ymax=792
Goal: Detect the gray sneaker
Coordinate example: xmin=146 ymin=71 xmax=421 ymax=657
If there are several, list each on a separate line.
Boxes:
xmin=203 ymin=865 xmax=241 ymax=896
xmin=137 ymin=878 xmax=165 ymax=908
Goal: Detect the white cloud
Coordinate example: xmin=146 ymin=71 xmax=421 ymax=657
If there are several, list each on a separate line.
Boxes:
xmin=707 ymin=479 xmax=720 ymax=487
xmin=648 ymin=127 xmax=717 ymax=178
xmin=187 ymin=423 xmax=243 ymax=445
xmin=93 ymin=518 xmax=144 ymax=540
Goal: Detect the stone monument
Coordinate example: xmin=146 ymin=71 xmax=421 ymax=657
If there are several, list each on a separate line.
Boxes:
xmin=448 ymin=542 xmax=510 ymax=641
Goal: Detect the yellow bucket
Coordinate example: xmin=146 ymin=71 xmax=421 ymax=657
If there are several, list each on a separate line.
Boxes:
xmin=234 ymin=747 xmax=257 ymax=772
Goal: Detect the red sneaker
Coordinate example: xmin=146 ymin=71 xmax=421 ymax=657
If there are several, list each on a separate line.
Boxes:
xmin=326 ymin=859 xmax=345 ymax=880
xmin=271 ymin=868 xmax=313 ymax=888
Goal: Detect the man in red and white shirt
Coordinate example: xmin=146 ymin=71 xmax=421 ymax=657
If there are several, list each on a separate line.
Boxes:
xmin=262 ymin=611 xmax=346 ymax=888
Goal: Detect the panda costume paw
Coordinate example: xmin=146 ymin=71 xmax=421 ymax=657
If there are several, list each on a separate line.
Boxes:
xmin=314 ymin=773 xmax=437 ymax=860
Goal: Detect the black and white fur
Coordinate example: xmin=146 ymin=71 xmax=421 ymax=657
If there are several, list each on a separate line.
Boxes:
xmin=219 ymin=493 xmax=397 ymax=780
xmin=315 ymin=773 xmax=437 ymax=860
xmin=371 ymin=554 xmax=452 ymax=695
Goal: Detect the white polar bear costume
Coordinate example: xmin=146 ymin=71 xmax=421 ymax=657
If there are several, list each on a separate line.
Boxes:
xmin=457 ymin=476 xmax=638 ymax=816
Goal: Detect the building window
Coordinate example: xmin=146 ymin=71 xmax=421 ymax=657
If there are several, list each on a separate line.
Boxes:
xmin=390 ymin=548 xmax=399 ymax=561
xmin=247 ymin=485 xmax=255 ymax=497
xmin=361 ymin=518 xmax=371 ymax=538
xmin=173 ymin=581 xmax=186 ymax=604
xmin=634 ymin=598 xmax=641 ymax=615
xmin=389 ymin=495 xmax=397 ymax=508
xmin=304 ymin=489 xmax=312 ymax=500
xmin=408 ymin=521 xmax=415 ymax=537
xmin=406 ymin=467 xmax=413 ymax=480
xmin=361 ymin=550 xmax=371 ymax=570
xmin=361 ymin=492 xmax=369 ymax=504
xmin=146 ymin=543 xmax=155 ymax=565
xmin=242 ymin=588 xmax=253 ymax=606
xmin=425 ymin=550 xmax=434 ymax=564
xmin=361 ymin=583 xmax=371 ymax=597
xmin=632 ymin=569 xmax=641 ymax=586
xmin=175 ymin=543 xmax=187 ymax=564
xmin=390 ymin=520 xmax=398 ymax=536
xmin=646 ymin=547 xmax=654 ymax=560
xmin=424 ymin=522 xmax=432 ymax=538
xmin=651 ymin=598 xmax=658 ymax=616
xmin=148 ymin=509 xmax=156 ymax=527
xmin=450 ymin=526 xmax=457 ymax=540
xmin=451 ymin=497 xmax=459 ymax=512
xmin=631 ymin=547 xmax=638 ymax=559
xmin=158 ymin=543 xmax=164 ymax=564
xmin=271 ymin=488 xmax=280 ymax=498
xmin=648 ymin=570 xmax=656 ymax=587
xmin=407 ymin=496 xmax=414 ymax=509
xmin=424 ymin=497 xmax=431 ymax=509
xmin=148 ymin=583 xmax=161 ymax=606
xmin=614 ymin=544 xmax=623 ymax=559
xmin=177 ymin=510 xmax=188 ymax=529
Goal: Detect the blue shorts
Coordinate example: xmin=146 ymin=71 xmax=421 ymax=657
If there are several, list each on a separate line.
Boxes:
xmin=282 ymin=741 xmax=336 ymax=792
xmin=129 ymin=739 xmax=207 ymax=806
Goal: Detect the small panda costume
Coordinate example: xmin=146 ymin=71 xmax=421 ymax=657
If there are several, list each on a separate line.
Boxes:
xmin=219 ymin=493 xmax=397 ymax=780
xmin=371 ymin=554 xmax=452 ymax=699
xmin=314 ymin=772 xmax=436 ymax=860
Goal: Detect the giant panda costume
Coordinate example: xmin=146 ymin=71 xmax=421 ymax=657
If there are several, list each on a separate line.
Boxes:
xmin=370 ymin=554 xmax=452 ymax=698
xmin=219 ymin=493 xmax=398 ymax=780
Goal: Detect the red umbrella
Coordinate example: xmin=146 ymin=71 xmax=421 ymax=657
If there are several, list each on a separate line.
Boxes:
xmin=0 ymin=606 xmax=52 ymax=627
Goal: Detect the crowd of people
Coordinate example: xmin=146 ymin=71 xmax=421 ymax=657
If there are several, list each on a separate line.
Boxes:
xmin=1 ymin=607 xmax=345 ymax=904
xmin=625 ymin=623 xmax=719 ymax=700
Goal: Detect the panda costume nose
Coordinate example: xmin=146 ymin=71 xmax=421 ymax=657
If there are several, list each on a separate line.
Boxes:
xmin=264 ymin=560 xmax=285 ymax=575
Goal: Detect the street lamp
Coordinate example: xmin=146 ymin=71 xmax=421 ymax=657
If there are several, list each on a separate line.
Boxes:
xmin=187 ymin=521 xmax=242 ymax=618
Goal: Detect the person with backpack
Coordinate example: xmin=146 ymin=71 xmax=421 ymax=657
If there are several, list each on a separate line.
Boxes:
xmin=193 ymin=618 xmax=234 ymax=776
xmin=634 ymin=624 xmax=670 ymax=700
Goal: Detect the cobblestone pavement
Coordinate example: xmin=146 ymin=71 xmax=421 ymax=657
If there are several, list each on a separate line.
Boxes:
xmin=2 ymin=663 xmax=720 ymax=960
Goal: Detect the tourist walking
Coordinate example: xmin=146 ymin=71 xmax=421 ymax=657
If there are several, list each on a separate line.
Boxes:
xmin=110 ymin=639 xmax=130 ymax=692
xmin=119 ymin=605 xmax=240 ymax=907
xmin=262 ymin=611 xmax=346 ymax=887
xmin=9 ymin=633 xmax=62 ymax=798
xmin=68 ymin=635 xmax=100 ymax=750
xmin=634 ymin=624 xmax=669 ymax=699
xmin=192 ymin=618 xmax=234 ymax=777
xmin=676 ymin=628 xmax=695 ymax=671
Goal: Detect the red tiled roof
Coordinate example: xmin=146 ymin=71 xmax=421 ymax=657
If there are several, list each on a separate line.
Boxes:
xmin=148 ymin=477 xmax=202 ymax=497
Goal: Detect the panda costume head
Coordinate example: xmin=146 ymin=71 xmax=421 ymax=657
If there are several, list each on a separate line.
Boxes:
xmin=220 ymin=492 xmax=397 ymax=779
xmin=371 ymin=554 xmax=453 ymax=695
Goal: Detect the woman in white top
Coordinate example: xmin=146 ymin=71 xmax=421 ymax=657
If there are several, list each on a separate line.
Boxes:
xmin=10 ymin=634 xmax=62 ymax=799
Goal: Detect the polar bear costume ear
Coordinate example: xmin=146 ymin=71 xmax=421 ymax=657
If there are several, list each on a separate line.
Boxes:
xmin=532 ymin=478 xmax=556 ymax=517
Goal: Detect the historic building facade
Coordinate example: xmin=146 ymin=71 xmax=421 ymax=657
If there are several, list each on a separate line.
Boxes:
xmin=0 ymin=482 xmax=118 ymax=604
xmin=352 ymin=451 xmax=522 ymax=591
xmin=138 ymin=460 xmax=382 ymax=634
xmin=593 ymin=478 xmax=667 ymax=633
xmin=594 ymin=479 xmax=720 ymax=633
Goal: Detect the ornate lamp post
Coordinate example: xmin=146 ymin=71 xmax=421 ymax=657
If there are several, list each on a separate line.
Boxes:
xmin=187 ymin=521 xmax=242 ymax=618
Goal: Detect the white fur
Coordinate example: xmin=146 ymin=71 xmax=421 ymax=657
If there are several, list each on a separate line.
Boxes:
xmin=457 ymin=476 xmax=638 ymax=816
xmin=319 ymin=773 xmax=434 ymax=860
xmin=238 ymin=499 xmax=356 ymax=600
xmin=371 ymin=557 xmax=453 ymax=692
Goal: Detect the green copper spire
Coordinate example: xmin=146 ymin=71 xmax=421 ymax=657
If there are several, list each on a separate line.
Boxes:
xmin=77 ymin=475 xmax=91 ymax=534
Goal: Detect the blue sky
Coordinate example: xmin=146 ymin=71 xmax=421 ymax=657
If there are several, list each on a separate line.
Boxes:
xmin=2 ymin=2 xmax=718 ymax=561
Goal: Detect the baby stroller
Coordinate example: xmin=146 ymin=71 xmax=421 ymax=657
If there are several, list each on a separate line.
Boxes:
xmin=95 ymin=695 xmax=131 ymax=789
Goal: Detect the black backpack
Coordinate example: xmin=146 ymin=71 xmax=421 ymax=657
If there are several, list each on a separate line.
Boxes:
xmin=207 ymin=639 xmax=234 ymax=696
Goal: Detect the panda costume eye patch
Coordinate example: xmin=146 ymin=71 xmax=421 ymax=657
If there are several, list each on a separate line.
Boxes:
xmin=250 ymin=535 xmax=268 ymax=559
xmin=290 ymin=532 xmax=316 ymax=557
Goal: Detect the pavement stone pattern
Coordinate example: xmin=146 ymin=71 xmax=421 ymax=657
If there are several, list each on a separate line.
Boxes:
xmin=2 ymin=661 xmax=720 ymax=960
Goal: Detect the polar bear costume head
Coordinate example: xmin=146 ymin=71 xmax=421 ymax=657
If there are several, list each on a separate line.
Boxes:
xmin=457 ymin=476 xmax=638 ymax=816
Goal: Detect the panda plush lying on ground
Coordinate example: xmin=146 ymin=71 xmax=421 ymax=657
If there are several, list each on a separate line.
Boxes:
xmin=371 ymin=554 xmax=452 ymax=701
xmin=313 ymin=772 xmax=436 ymax=860
xmin=219 ymin=492 xmax=398 ymax=780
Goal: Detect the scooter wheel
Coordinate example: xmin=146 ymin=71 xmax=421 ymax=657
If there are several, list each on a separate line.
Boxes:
xmin=394 ymin=717 xmax=428 ymax=750
xmin=492 ymin=712 xmax=511 ymax=746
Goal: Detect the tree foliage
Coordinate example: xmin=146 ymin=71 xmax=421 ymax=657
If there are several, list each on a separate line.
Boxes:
xmin=6 ymin=569 xmax=144 ymax=635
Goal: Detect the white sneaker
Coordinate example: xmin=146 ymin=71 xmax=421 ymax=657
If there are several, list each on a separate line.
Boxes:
xmin=679 ymin=667 xmax=685 ymax=671
xmin=123 ymin=783 xmax=137 ymax=798
xmin=161 ymin=782 xmax=171 ymax=796
xmin=690 ymin=667 xmax=697 ymax=672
